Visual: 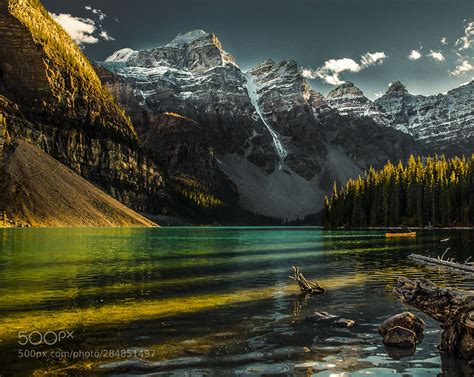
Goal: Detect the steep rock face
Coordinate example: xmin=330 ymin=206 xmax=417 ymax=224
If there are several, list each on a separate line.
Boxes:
xmin=247 ymin=60 xmax=326 ymax=179
xmin=248 ymin=60 xmax=417 ymax=187
xmin=99 ymin=31 xmax=420 ymax=220
xmin=0 ymin=0 xmax=165 ymax=213
xmin=375 ymin=81 xmax=474 ymax=156
xmin=0 ymin=96 xmax=164 ymax=211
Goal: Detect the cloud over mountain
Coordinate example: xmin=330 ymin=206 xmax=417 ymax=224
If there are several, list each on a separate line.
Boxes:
xmin=50 ymin=6 xmax=114 ymax=46
xmin=456 ymin=22 xmax=473 ymax=50
xmin=50 ymin=13 xmax=98 ymax=45
xmin=302 ymin=51 xmax=387 ymax=85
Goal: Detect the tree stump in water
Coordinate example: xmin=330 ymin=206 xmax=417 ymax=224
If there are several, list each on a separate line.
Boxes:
xmin=289 ymin=266 xmax=326 ymax=294
xmin=395 ymin=276 xmax=474 ymax=360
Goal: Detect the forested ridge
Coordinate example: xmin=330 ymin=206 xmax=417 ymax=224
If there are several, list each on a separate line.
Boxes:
xmin=322 ymin=155 xmax=474 ymax=228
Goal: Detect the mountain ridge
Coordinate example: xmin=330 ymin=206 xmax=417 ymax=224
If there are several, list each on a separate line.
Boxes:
xmin=98 ymin=30 xmax=421 ymax=220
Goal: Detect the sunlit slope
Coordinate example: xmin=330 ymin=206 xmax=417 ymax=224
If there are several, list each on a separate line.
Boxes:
xmin=0 ymin=0 xmax=136 ymax=141
xmin=0 ymin=141 xmax=156 ymax=227
xmin=0 ymin=0 xmax=166 ymax=217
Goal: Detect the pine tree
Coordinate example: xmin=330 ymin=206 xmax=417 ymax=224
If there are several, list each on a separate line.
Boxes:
xmin=322 ymin=154 xmax=474 ymax=228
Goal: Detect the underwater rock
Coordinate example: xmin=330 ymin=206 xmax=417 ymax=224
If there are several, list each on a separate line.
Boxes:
xmin=378 ymin=311 xmax=425 ymax=337
xmin=382 ymin=326 xmax=417 ymax=348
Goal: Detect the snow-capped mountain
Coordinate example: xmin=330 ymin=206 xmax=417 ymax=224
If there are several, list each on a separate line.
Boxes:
xmin=321 ymin=79 xmax=473 ymax=156
xmin=375 ymin=81 xmax=473 ymax=156
xmin=97 ymin=30 xmax=419 ymax=220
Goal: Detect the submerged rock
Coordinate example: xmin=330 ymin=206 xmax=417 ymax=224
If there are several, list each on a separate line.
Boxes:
xmin=378 ymin=312 xmax=425 ymax=337
xmin=335 ymin=318 xmax=356 ymax=328
xmin=382 ymin=326 xmax=417 ymax=348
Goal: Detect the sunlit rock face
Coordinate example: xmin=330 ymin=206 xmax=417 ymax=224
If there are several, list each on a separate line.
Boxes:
xmin=375 ymin=81 xmax=474 ymax=156
xmin=0 ymin=0 xmax=165 ymax=213
xmin=98 ymin=30 xmax=420 ymax=220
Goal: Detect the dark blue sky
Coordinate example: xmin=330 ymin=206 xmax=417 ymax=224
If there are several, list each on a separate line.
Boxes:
xmin=43 ymin=0 xmax=473 ymax=98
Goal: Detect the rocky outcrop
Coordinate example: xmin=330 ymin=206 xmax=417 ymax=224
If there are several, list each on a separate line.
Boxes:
xmin=0 ymin=0 xmax=166 ymax=214
xmin=375 ymin=81 xmax=474 ymax=156
xmin=98 ymin=31 xmax=420 ymax=220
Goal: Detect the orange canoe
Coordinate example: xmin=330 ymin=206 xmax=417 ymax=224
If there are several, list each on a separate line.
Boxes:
xmin=385 ymin=232 xmax=416 ymax=238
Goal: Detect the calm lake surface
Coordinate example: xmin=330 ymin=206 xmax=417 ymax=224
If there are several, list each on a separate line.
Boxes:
xmin=0 ymin=227 xmax=473 ymax=376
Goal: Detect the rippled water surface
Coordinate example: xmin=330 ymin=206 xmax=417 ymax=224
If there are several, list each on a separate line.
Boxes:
xmin=0 ymin=227 xmax=473 ymax=376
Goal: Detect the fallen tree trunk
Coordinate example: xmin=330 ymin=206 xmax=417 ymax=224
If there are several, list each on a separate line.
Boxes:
xmin=408 ymin=254 xmax=474 ymax=274
xmin=394 ymin=277 xmax=474 ymax=360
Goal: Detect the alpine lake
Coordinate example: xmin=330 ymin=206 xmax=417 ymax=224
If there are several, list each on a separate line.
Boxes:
xmin=0 ymin=227 xmax=473 ymax=376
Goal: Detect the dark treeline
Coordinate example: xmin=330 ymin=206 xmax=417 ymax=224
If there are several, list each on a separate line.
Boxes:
xmin=322 ymin=155 xmax=474 ymax=228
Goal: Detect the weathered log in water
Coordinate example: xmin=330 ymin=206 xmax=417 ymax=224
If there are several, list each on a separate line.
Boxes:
xmin=408 ymin=254 xmax=474 ymax=274
xmin=395 ymin=277 xmax=474 ymax=360
xmin=289 ymin=266 xmax=326 ymax=294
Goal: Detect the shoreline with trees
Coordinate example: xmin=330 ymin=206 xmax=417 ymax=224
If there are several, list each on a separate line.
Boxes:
xmin=322 ymin=155 xmax=474 ymax=229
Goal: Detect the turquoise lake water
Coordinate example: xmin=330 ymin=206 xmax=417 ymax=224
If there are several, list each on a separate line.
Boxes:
xmin=0 ymin=227 xmax=473 ymax=376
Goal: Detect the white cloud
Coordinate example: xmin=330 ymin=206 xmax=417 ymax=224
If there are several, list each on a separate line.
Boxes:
xmin=50 ymin=11 xmax=115 ymax=47
xmin=450 ymin=60 xmax=474 ymax=76
xmin=99 ymin=30 xmax=115 ymax=41
xmin=50 ymin=13 xmax=98 ymax=45
xmin=428 ymin=50 xmax=445 ymax=62
xmin=302 ymin=51 xmax=387 ymax=85
xmin=85 ymin=5 xmax=107 ymax=21
xmin=455 ymin=22 xmax=474 ymax=50
xmin=408 ymin=50 xmax=422 ymax=60
xmin=360 ymin=51 xmax=387 ymax=67
xmin=440 ymin=37 xmax=448 ymax=45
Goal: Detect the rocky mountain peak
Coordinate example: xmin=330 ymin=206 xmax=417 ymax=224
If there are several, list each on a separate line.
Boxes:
xmin=375 ymin=81 xmax=473 ymax=155
xmin=121 ymin=29 xmax=236 ymax=72
xmin=325 ymin=82 xmax=388 ymax=123
xmin=327 ymin=82 xmax=365 ymax=99
xmin=165 ymin=29 xmax=210 ymax=47
xmin=385 ymin=81 xmax=409 ymax=96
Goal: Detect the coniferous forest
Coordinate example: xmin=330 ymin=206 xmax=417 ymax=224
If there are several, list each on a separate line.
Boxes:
xmin=322 ymin=155 xmax=474 ymax=228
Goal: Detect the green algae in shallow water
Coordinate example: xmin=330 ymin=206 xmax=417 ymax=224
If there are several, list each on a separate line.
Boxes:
xmin=0 ymin=272 xmax=371 ymax=341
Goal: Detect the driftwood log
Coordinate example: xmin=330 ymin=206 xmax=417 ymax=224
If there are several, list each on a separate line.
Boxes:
xmin=395 ymin=277 xmax=474 ymax=360
xmin=289 ymin=266 xmax=326 ymax=294
xmin=409 ymin=253 xmax=474 ymax=274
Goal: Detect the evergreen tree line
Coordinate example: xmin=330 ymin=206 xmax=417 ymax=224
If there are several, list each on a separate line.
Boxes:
xmin=322 ymin=155 xmax=474 ymax=228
